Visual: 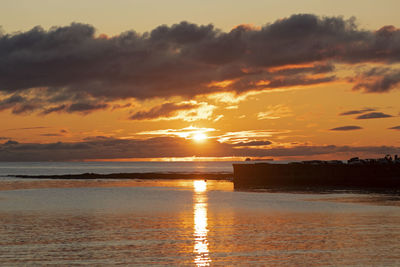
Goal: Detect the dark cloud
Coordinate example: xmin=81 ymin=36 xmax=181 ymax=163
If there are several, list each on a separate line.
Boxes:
xmin=40 ymin=105 xmax=67 ymax=115
xmin=41 ymin=102 xmax=108 ymax=115
xmin=270 ymin=63 xmax=335 ymax=76
xmin=11 ymin=103 xmax=41 ymax=114
xmin=67 ymin=102 xmax=108 ymax=113
xmin=5 ymin=126 xmax=48 ymax=131
xmin=339 ymin=108 xmax=375 ymax=116
xmin=1 ymin=14 xmax=400 ymax=114
xmin=0 ymin=94 xmax=41 ymax=114
xmin=232 ymin=140 xmax=272 ymax=146
xmin=112 ymin=103 xmax=132 ymax=110
xmin=356 ymin=112 xmax=393 ymax=119
xmin=0 ymin=137 xmax=232 ymax=161
xmin=3 ymin=140 xmax=19 ymax=145
xmin=40 ymin=133 xmax=64 ymax=137
xmin=352 ymin=67 xmax=400 ymax=93
xmin=240 ymin=145 xmax=400 ymax=158
xmin=330 ymin=126 xmax=363 ymax=131
xmin=388 ymin=126 xmax=400 ymax=130
xmin=0 ymin=94 xmax=25 ymax=111
xmin=0 ymin=136 xmax=398 ymax=161
xmin=129 ymin=102 xmax=199 ymax=120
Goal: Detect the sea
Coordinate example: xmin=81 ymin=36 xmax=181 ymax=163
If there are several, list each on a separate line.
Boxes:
xmin=1 ymin=161 xmax=400 ymax=266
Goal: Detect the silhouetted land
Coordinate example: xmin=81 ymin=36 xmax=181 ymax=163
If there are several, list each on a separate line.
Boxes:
xmin=11 ymin=161 xmax=400 ymax=192
xmin=9 ymin=172 xmax=233 ymax=180
xmin=233 ymin=163 xmax=400 ymax=191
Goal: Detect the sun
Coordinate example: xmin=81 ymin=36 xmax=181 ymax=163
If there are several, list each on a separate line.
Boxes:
xmin=193 ymin=132 xmax=208 ymax=142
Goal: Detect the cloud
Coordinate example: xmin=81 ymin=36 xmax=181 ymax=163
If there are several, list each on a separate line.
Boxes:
xmin=238 ymin=145 xmax=400 ymax=158
xmin=136 ymin=126 xmax=216 ymax=139
xmin=4 ymin=126 xmax=48 ymax=131
xmin=0 ymin=94 xmax=25 ymax=111
xmin=39 ymin=129 xmax=69 ymax=136
xmin=388 ymin=126 xmax=400 ymax=130
xmin=0 ymin=137 xmax=398 ymax=161
xmin=356 ymin=112 xmax=393 ymax=119
xmin=213 ymin=114 xmax=224 ymax=122
xmin=40 ymin=133 xmax=64 ymax=137
xmin=257 ymin=104 xmax=292 ymax=120
xmin=0 ymin=137 xmax=231 ymax=161
xmin=0 ymin=94 xmax=43 ymax=114
xmin=269 ymin=63 xmax=335 ymax=75
xmin=41 ymin=102 xmax=109 ymax=115
xmin=217 ymin=130 xmax=289 ymax=143
xmin=129 ymin=102 xmax=196 ymax=120
xmin=129 ymin=101 xmax=215 ymax=121
xmin=339 ymin=108 xmax=375 ymax=116
xmin=112 ymin=103 xmax=132 ymax=110
xmin=352 ymin=67 xmax=400 ymax=93
xmin=2 ymin=14 xmax=400 ymax=114
xmin=330 ymin=126 xmax=363 ymax=131
xmin=207 ymin=92 xmax=253 ymax=104
xmin=68 ymin=102 xmax=108 ymax=113
xmin=232 ymin=140 xmax=272 ymax=147
xmin=40 ymin=105 xmax=67 ymax=115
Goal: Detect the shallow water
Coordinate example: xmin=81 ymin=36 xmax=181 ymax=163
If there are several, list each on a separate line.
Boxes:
xmin=1 ymin=179 xmax=400 ymax=266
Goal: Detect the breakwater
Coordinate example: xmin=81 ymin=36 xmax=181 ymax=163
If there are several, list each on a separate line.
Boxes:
xmin=233 ymin=163 xmax=400 ymax=190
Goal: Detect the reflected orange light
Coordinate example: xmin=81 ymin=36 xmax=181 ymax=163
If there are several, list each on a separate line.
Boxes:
xmin=87 ymin=156 xmax=249 ymax=162
xmin=207 ymin=80 xmax=234 ymax=88
xmin=256 ymin=80 xmax=271 ymax=86
xmin=268 ymin=63 xmax=315 ymax=72
xmin=194 ymin=180 xmax=207 ymax=192
xmin=137 ymin=126 xmax=215 ymax=140
xmin=193 ymin=180 xmax=211 ymax=266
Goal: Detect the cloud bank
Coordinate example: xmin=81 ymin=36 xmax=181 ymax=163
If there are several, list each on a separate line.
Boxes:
xmin=1 ymin=137 xmax=399 ymax=161
xmin=1 ymin=14 xmax=400 ymax=114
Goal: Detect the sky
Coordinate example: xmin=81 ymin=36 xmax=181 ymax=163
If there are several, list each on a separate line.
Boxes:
xmin=1 ymin=0 xmax=400 ymax=161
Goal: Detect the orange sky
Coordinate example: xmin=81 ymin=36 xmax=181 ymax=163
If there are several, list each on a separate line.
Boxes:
xmin=0 ymin=9 xmax=400 ymax=161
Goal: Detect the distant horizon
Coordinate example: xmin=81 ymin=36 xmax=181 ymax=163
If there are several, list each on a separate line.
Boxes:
xmin=0 ymin=154 xmax=397 ymax=163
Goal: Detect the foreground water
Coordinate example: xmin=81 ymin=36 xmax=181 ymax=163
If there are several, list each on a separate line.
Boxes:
xmin=1 ymin=162 xmax=400 ymax=265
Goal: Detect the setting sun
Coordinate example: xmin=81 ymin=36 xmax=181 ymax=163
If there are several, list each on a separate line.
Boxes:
xmin=193 ymin=133 xmax=208 ymax=142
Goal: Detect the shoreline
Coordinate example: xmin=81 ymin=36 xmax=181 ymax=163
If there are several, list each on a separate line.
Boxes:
xmin=4 ymin=174 xmax=400 ymax=194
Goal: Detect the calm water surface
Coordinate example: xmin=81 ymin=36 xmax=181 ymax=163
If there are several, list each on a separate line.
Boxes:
xmin=1 ymin=178 xmax=400 ymax=266
xmin=0 ymin=161 xmax=238 ymax=177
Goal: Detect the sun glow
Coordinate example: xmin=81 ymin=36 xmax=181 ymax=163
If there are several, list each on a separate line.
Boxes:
xmin=193 ymin=132 xmax=208 ymax=142
xmin=137 ymin=126 xmax=215 ymax=139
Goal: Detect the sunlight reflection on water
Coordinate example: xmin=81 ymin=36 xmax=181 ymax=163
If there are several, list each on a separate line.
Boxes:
xmin=193 ymin=180 xmax=211 ymax=266
xmin=1 ymin=179 xmax=400 ymax=265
